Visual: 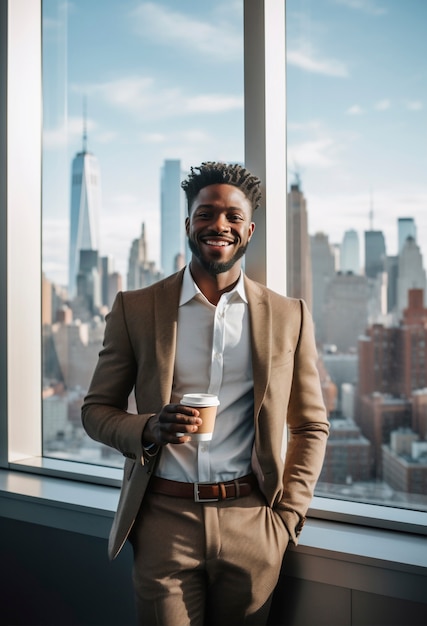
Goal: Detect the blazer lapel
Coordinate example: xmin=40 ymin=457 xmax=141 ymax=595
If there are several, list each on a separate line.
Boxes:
xmin=154 ymin=270 xmax=185 ymax=404
xmin=244 ymin=276 xmax=271 ymax=421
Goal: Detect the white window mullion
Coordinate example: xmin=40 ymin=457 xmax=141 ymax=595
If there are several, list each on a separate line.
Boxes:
xmin=7 ymin=0 xmax=42 ymax=461
xmin=244 ymin=0 xmax=287 ymax=295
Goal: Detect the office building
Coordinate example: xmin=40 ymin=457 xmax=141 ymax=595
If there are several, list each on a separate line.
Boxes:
xmin=68 ymin=137 xmax=102 ymax=298
xmin=341 ymin=229 xmax=360 ymax=274
xmin=319 ymin=417 xmax=372 ymax=484
xmin=310 ymin=232 xmax=336 ymax=344
xmin=358 ymin=289 xmax=427 ymax=399
xmin=364 ymin=230 xmax=386 ymax=279
xmin=412 ymin=388 xmax=427 ymax=440
xmin=397 ymin=237 xmax=426 ymax=314
xmin=101 ymin=255 xmax=115 ymax=308
xmin=321 ymin=353 xmax=358 ymax=422
xmin=358 ymin=324 xmax=397 ymax=398
xmin=382 ymin=429 xmax=427 ymax=495
xmin=385 ymin=255 xmax=398 ymax=314
xmin=50 ymin=319 xmax=104 ymax=390
xmin=160 ymin=159 xmax=187 ymax=277
xmin=323 ymin=273 xmax=369 ymax=352
xmin=398 ymin=289 xmax=427 ymax=397
xmin=74 ymin=249 xmax=102 ymax=319
xmin=357 ymin=393 xmax=411 ymax=478
xmin=398 ymin=217 xmax=416 ymax=253
xmin=287 ymin=179 xmax=312 ymax=310
xmin=127 ymin=223 xmax=163 ymax=291
xmin=106 ymin=272 xmax=123 ymax=310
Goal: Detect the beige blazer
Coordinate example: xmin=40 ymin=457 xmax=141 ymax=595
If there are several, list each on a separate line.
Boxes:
xmin=82 ymin=269 xmax=329 ymax=559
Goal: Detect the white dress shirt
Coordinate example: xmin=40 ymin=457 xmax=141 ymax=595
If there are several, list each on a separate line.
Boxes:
xmin=155 ymin=265 xmax=255 ymax=483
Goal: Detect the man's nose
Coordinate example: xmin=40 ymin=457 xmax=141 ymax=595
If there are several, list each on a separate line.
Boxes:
xmin=212 ymin=214 xmax=230 ymax=233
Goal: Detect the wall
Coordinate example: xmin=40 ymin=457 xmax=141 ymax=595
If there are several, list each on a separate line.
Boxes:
xmin=1 ymin=515 xmax=426 ymax=626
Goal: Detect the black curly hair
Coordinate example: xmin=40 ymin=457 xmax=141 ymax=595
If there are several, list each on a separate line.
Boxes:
xmin=181 ymin=162 xmax=262 ymax=214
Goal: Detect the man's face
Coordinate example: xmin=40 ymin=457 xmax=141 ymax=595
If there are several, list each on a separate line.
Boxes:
xmin=185 ymin=184 xmax=255 ymax=276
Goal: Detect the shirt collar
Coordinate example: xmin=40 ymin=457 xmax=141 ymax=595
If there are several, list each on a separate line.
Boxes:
xmin=179 ymin=264 xmax=248 ymax=306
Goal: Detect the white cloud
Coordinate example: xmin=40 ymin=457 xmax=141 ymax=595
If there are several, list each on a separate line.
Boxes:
xmin=288 ymin=138 xmax=338 ymax=169
xmin=346 ymin=104 xmax=364 ymax=115
xmin=333 ymin=0 xmax=388 ymax=16
xmin=186 ymin=95 xmax=243 ymax=114
xmin=374 ymin=99 xmax=391 ymax=111
xmin=287 ymin=47 xmax=348 ymax=77
xmin=406 ymin=100 xmax=423 ymax=111
xmin=82 ymin=76 xmax=243 ymax=120
xmin=130 ymin=2 xmax=241 ymax=61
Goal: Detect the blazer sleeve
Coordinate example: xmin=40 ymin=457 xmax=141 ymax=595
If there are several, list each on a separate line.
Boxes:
xmin=81 ymin=291 xmax=154 ymax=464
xmin=275 ymin=299 xmax=329 ymax=543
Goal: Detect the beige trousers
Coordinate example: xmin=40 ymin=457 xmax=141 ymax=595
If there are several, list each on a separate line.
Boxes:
xmin=129 ymin=486 xmax=289 ymax=626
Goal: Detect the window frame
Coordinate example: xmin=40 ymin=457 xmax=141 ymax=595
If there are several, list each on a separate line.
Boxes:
xmin=1 ymin=0 xmax=426 ymax=538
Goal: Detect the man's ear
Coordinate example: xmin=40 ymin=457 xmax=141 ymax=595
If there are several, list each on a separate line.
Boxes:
xmin=185 ymin=216 xmax=190 ymax=235
xmin=248 ymin=222 xmax=255 ymax=242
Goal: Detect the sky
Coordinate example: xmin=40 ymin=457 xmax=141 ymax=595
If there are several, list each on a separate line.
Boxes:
xmin=42 ymin=0 xmax=427 ymax=288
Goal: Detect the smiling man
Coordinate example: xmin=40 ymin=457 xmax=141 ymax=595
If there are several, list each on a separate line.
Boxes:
xmin=82 ymin=162 xmax=329 ymax=626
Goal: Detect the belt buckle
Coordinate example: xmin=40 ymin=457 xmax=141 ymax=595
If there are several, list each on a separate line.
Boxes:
xmin=194 ymin=482 xmax=218 ymax=503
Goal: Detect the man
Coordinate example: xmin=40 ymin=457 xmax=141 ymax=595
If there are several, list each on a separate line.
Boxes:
xmin=82 ymin=162 xmax=329 ymax=626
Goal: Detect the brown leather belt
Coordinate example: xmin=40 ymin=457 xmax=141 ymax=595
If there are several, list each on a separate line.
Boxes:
xmin=149 ymin=474 xmax=258 ymax=502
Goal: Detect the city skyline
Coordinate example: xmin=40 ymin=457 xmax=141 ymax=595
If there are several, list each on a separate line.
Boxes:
xmin=42 ymin=0 xmax=427 ymax=288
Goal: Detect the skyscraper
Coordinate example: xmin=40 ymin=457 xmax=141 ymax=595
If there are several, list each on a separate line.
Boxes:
xmin=397 ymin=237 xmax=426 ymax=314
xmin=398 ymin=217 xmax=416 ymax=253
xmin=286 ymin=179 xmax=312 ymax=310
xmin=68 ymin=131 xmax=102 ymax=298
xmin=364 ymin=230 xmax=386 ymax=279
xmin=310 ymin=232 xmax=336 ymax=344
xmin=324 ymin=273 xmax=369 ymax=352
xmin=127 ymin=223 xmax=163 ymax=291
xmin=341 ymin=229 xmax=360 ymax=274
xmin=160 ymin=159 xmax=187 ymax=277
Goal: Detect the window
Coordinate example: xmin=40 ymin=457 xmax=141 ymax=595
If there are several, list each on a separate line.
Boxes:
xmin=4 ymin=0 xmax=286 ymax=476
xmin=286 ymin=0 xmax=427 ymax=513
xmin=3 ymin=0 xmax=425 ymax=533
xmin=41 ymin=0 xmax=246 ymax=467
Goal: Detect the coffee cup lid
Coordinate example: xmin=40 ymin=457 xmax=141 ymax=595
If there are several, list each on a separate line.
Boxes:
xmin=180 ymin=393 xmax=220 ymax=407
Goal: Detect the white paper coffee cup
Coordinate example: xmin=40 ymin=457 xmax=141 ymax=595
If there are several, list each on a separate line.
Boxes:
xmin=180 ymin=393 xmax=220 ymax=441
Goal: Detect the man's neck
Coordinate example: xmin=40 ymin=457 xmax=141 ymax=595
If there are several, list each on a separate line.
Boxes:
xmin=189 ymin=262 xmax=242 ymax=306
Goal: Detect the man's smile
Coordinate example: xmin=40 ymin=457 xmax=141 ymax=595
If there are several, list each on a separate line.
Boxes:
xmin=202 ymin=238 xmax=235 ymax=247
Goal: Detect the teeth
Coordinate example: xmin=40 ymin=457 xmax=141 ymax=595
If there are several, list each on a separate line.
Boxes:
xmin=205 ymin=240 xmax=230 ymax=246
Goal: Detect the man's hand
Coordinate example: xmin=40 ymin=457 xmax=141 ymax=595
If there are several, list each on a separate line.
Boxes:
xmin=142 ymin=403 xmax=202 ymax=446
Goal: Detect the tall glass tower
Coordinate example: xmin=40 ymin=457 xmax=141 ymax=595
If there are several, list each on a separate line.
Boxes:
xmin=286 ymin=179 xmax=312 ymax=311
xmin=398 ymin=217 xmax=416 ymax=253
xmin=160 ymin=159 xmax=187 ymax=277
xmin=364 ymin=230 xmax=386 ymax=279
xmin=68 ymin=132 xmax=101 ymax=298
xmin=341 ymin=229 xmax=360 ymax=274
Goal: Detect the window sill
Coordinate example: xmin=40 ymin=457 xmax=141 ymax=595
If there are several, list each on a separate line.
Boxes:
xmin=0 ymin=467 xmax=426 ymax=605
xmin=0 ymin=466 xmax=118 ymax=539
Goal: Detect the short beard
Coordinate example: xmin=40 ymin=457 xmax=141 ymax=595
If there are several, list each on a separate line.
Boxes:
xmin=188 ymin=238 xmax=248 ymax=275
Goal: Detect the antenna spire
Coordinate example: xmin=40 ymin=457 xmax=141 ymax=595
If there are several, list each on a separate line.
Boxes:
xmin=369 ymin=188 xmax=374 ymax=230
xmin=82 ymin=96 xmax=87 ymax=152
